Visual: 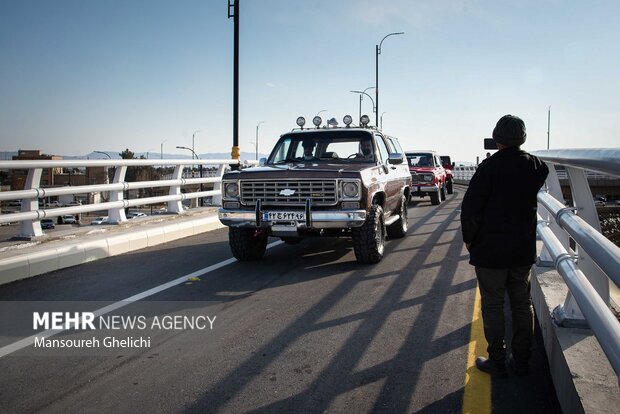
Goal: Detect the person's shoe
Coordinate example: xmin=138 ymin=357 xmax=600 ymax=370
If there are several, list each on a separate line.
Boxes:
xmin=475 ymin=356 xmax=508 ymax=378
xmin=508 ymin=354 xmax=530 ymax=376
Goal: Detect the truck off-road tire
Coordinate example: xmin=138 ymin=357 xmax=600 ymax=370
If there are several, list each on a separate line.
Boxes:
xmin=446 ymin=179 xmax=454 ymax=195
xmin=430 ymin=188 xmax=441 ymax=205
xmin=387 ymin=194 xmax=408 ymax=239
xmin=229 ymin=227 xmax=268 ymax=261
xmin=440 ymin=184 xmax=447 ymax=201
xmin=352 ymin=205 xmax=385 ymax=264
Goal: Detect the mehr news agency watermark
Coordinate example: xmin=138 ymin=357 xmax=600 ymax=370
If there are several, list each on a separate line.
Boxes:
xmin=32 ymin=312 xmax=216 ymax=350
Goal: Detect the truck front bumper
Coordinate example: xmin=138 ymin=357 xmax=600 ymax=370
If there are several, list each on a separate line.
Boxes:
xmin=412 ymin=183 xmax=439 ymax=195
xmin=218 ymin=209 xmax=367 ymax=229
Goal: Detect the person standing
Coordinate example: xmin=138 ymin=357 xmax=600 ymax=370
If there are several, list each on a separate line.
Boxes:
xmin=461 ymin=114 xmax=549 ymax=377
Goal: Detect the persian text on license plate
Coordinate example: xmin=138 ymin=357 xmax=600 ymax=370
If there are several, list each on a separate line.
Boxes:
xmin=263 ymin=211 xmax=305 ymax=221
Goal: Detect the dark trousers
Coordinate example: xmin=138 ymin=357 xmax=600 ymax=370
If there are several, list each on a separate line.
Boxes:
xmin=475 ymin=265 xmax=534 ymax=364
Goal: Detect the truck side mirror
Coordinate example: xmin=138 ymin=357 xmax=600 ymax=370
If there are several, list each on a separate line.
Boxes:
xmin=259 ymin=157 xmax=267 ymax=166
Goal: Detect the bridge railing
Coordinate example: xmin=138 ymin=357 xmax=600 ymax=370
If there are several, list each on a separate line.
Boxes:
xmin=0 ymin=158 xmax=258 ymax=238
xmin=532 ymin=148 xmax=620 ymax=385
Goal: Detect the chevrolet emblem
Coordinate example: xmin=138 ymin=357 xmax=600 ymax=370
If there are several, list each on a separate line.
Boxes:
xmin=279 ymin=189 xmax=296 ymax=196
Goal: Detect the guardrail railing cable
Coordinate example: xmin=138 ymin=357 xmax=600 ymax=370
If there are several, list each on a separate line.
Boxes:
xmin=0 ymin=158 xmax=258 ymax=237
xmin=532 ymin=148 xmax=620 ymax=386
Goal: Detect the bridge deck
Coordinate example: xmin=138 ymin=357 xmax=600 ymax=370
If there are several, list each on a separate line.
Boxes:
xmin=0 ymin=187 xmax=565 ymax=412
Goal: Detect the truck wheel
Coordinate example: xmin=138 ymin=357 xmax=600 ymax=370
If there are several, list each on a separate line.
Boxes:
xmin=352 ymin=205 xmax=385 ymax=264
xmin=440 ymin=184 xmax=447 ymax=201
xmin=430 ymin=188 xmax=441 ymax=205
xmin=447 ymin=179 xmax=454 ymax=195
xmin=229 ymin=227 xmax=268 ymax=261
xmin=387 ymin=194 xmax=408 ymax=238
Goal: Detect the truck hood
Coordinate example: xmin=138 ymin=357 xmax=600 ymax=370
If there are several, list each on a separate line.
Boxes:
xmin=409 ymin=166 xmax=436 ymax=173
xmin=224 ymin=162 xmax=373 ymax=179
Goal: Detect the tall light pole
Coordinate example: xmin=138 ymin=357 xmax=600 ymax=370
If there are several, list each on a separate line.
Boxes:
xmin=547 ymin=106 xmax=551 ymax=150
xmin=350 ymin=90 xmax=375 ymax=122
xmin=160 ymin=139 xmax=167 ymax=160
xmin=376 ymin=32 xmax=404 ymax=126
xmin=192 ymin=130 xmax=200 ymax=160
xmin=255 ymin=121 xmax=264 ymax=160
xmin=94 ymin=151 xmax=112 ymax=188
xmin=94 ymin=151 xmax=112 ymax=159
xmin=177 ymin=145 xmax=203 ymax=207
xmin=354 ymin=87 xmax=375 ymax=122
xmin=228 ymin=0 xmax=240 ymax=170
xmin=381 ymin=112 xmax=387 ymax=130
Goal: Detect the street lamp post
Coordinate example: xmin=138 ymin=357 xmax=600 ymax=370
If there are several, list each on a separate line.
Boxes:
xmin=192 ymin=130 xmax=200 ymax=160
xmin=94 ymin=151 xmax=111 ymax=159
xmin=160 ymin=139 xmax=167 ymax=160
xmin=353 ymin=87 xmax=375 ymax=122
xmin=376 ymin=32 xmax=404 ymax=126
xmin=176 ymin=145 xmax=204 ymax=207
xmin=350 ymin=90 xmax=375 ymax=123
xmin=255 ymin=121 xmax=264 ymax=160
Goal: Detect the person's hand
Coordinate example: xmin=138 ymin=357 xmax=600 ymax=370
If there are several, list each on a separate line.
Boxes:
xmin=465 ymin=243 xmax=471 ymax=252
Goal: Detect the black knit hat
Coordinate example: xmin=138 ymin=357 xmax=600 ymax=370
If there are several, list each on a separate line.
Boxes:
xmin=493 ymin=114 xmax=526 ymax=146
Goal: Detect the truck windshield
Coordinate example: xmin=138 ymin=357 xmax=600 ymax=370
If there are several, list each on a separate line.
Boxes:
xmin=267 ymin=131 xmax=376 ymax=164
xmin=406 ymin=153 xmax=433 ymax=167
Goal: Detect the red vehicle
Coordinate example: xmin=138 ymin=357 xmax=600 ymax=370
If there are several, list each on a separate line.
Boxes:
xmin=440 ymin=155 xmax=455 ymax=195
xmin=406 ymin=151 xmax=447 ymax=205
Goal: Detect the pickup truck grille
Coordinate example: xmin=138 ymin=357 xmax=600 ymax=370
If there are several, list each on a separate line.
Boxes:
xmin=411 ymin=172 xmax=434 ymax=184
xmin=240 ymin=180 xmax=338 ymax=206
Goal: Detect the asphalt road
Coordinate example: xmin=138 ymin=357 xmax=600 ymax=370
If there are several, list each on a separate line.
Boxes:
xmin=0 ymin=187 xmax=561 ymax=413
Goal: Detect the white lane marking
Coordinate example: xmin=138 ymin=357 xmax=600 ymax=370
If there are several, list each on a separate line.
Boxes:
xmin=0 ymin=240 xmax=283 ymax=358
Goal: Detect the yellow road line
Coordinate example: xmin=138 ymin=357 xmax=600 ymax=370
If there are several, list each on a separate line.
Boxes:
xmin=462 ymin=285 xmax=491 ymax=414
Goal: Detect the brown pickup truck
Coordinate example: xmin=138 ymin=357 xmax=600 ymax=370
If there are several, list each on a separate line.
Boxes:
xmin=219 ymin=115 xmax=412 ymax=263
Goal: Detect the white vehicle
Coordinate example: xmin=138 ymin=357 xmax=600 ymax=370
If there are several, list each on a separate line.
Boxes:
xmin=90 ymin=216 xmax=109 ymax=225
xmin=61 ymin=215 xmax=77 ymax=224
xmin=127 ymin=212 xmax=147 ymax=219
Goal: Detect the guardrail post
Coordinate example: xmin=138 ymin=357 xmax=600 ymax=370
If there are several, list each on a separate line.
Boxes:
xmin=167 ymin=164 xmax=184 ymax=214
xmin=19 ymin=168 xmax=43 ymax=238
xmin=567 ymin=166 xmax=609 ymax=305
xmin=211 ymin=163 xmax=227 ymax=206
xmin=108 ymin=165 xmax=128 ymax=223
xmin=538 ymin=164 xmax=569 ymax=265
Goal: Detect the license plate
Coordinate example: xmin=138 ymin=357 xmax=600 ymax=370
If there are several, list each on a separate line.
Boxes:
xmin=263 ymin=211 xmax=306 ymax=221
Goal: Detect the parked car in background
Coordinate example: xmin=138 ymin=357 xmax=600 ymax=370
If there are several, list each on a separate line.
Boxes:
xmin=60 ymin=215 xmax=77 ymax=224
xmin=40 ymin=218 xmax=55 ymax=229
xmin=48 ymin=201 xmax=62 ymax=208
xmin=406 ymin=151 xmax=447 ymax=205
xmin=65 ymin=201 xmax=82 ymax=207
xmin=90 ymin=216 xmax=109 ymax=225
xmin=127 ymin=212 xmax=147 ymax=219
xmin=440 ymin=155 xmax=455 ymax=195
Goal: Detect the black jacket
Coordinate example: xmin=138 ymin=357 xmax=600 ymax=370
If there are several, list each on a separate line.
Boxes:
xmin=461 ymin=147 xmax=549 ymax=268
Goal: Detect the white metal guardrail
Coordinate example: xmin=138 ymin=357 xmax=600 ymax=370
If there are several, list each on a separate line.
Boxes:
xmin=453 ymin=165 xmax=477 ymax=183
xmin=0 ymin=158 xmax=258 ymax=238
xmin=532 ymin=148 xmax=620 ymax=385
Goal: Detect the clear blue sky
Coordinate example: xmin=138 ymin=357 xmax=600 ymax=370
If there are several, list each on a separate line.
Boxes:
xmin=1 ymin=0 xmax=618 ymax=163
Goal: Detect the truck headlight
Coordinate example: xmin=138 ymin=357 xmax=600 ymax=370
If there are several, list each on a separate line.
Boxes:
xmin=225 ymin=182 xmax=239 ymax=198
xmin=341 ymin=180 xmax=360 ymax=200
